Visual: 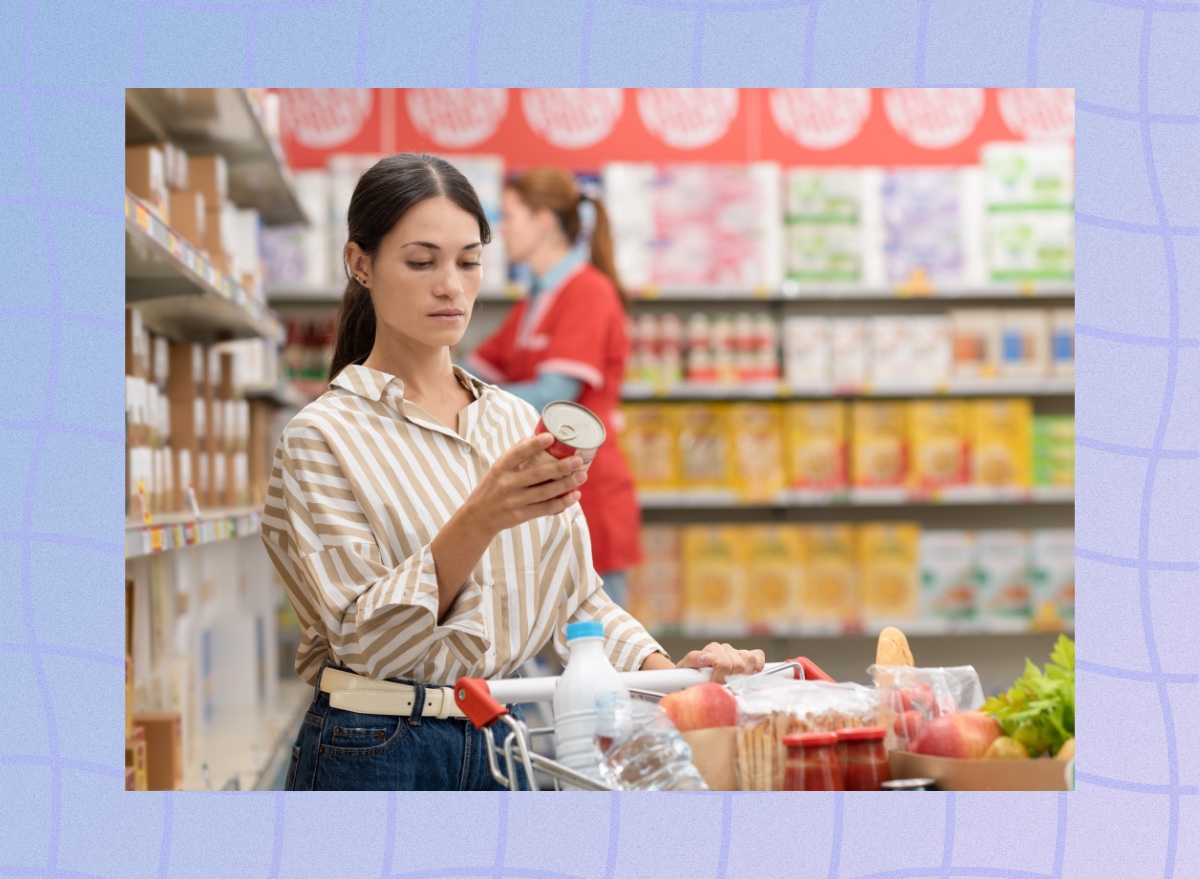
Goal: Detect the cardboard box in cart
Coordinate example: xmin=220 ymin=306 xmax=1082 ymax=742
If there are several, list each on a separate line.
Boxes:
xmin=889 ymin=751 xmax=1068 ymax=791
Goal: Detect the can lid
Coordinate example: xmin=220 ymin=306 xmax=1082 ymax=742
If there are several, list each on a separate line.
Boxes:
xmin=783 ymin=731 xmax=839 ymax=748
xmin=566 ymin=621 xmax=604 ymax=641
xmin=836 ymin=727 xmax=888 ymax=742
xmin=542 ymin=401 xmax=606 ymax=449
xmin=882 ymin=778 xmax=936 ymax=790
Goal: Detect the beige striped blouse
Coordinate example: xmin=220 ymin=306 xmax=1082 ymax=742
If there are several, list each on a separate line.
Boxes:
xmin=261 ymin=363 xmax=666 ymax=687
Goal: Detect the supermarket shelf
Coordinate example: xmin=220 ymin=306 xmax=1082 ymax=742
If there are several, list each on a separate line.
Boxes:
xmin=125 ymin=87 xmax=306 ymax=226
xmin=244 ymin=381 xmax=308 ymax=409
xmin=652 ymin=620 xmax=1075 ymax=640
xmin=637 ymin=486 xmax=1074 ymax=509
xmin=125 ymin=192 xmax=283 ymax=344
xmin=622 ymin=377 xmax=1074 ymax=401
xmin=125 ymin=505 xmax=263 ymax=559
xmin=266 ymin=281 xmax=345 ymax=305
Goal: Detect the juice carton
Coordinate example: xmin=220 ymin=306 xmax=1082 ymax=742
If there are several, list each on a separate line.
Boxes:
xmin=851 ymin=401 xmax=908 ymax=487
xmin=677 ymin=403 xmax=733 ymax=491
xmin=744 ymin=525 xmax=805 ymax=629
xmin=801 ymin=524 xmax=857 ymax=624
xmin=627 ymin=525 xmax=683 ymax=631
xmin=729 ymin=403 xmax=785 ymax=501
xmin=970 ymin=399 xmax=1032 ymax=489
xmin=618 ymin=404 xmax=678 ymax=491
xmin=919 ymin=531 xmax=977 ymax=622
xmin=974 ymin=530 xmax=1032 ymax=626
xmin=909 ymin=400 xmax=970 ymax=489
xmin=857 ymin=523 xmax=921 ymax=621
xmin=1030 ymin=529 xmax=1075 ymax=629
xmin=783 ymin=402 xmax=848 ymax=490
xmin=682 ymin=526 xmax=746 ymax=626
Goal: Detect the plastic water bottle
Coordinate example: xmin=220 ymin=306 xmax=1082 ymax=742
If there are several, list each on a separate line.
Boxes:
xmin=594 ymin=695 xmax=708 ymax=791
xmin=553 ymin=621 xmax=629 ymax=788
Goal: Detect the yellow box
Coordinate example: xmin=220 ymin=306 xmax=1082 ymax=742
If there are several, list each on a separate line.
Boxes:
xmin=627 ymin=525 xmax=682 ymax=631
xmin=619 ymin=405 xmax=679 ymax=490
xmin=909 ymin=400 xmax=970 ymax=489
xmin=729 ymin=403 xmax=785 ymax=501
xmin=971 ymin=399 xmax=1032 ymax=488
xmin=744 ymin=525 xmax=805 ymax=627
xmin=851 ymin=401 xmax=908 ymax=487
xmin=677 ymin=404 xmax=732 ymax=491
xmin=682 ymin=526 xmax=745 ymax=624
xmin=784 ymin=401 xmax=847 ymax=490
xmin=801 ymin=524 xmax=857 ymax=622
xmin=856 ymin=523 xmax=921 ymax=620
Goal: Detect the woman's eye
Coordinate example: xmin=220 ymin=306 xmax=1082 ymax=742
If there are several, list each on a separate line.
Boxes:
xmin=461 ymin=262 xmax=482 ymax=269
xmin=408 ymin=261 xmax=433 ymax=269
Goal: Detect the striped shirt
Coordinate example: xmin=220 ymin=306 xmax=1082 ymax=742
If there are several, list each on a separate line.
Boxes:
xmin=261 ymin=363 xmax=666 ymax=686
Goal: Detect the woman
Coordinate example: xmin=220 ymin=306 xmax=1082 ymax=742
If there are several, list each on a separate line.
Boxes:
xmin=261 ymin=153 xmax=764 ymax=791
xmin=464 ymin=168 xmax=639 ymax=608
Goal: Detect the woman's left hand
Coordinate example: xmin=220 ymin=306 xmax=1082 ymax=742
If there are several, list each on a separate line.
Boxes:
xmin=675 ymin=643 xmax=766 ymax=684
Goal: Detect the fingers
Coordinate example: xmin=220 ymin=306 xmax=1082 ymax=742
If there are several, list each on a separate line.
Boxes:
xmin=677 ymin=643 xmax=764 ymax=683
xmin=524 ymin=490 xmax=582 ymax=520
xmin=523 ymin=469 xmax=587 ymax=504
xmin=498 ymin=434 xmax=555 ymax=471
xmin=514 ymin=453 xmax=585 ymax=488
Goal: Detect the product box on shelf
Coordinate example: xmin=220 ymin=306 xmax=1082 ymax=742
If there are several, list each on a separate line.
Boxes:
xmin=1033 ymin=415 xmax=1075 ymax=487
xmin=919 ymin=530 xmax=977 ymax=622
xmin=126 ymin=145 xmax=169 ymax=222
xmin=167 ymin=190 xmax=206 ymax=250
xmin=986 ymin=211 xmax=1074 ymax=283
xmin=974 ymin=530 xmax=1032 ymax=626
xmin=248 ymin=399 xmax=274 ymax=506
xmin=997 ymin=309 xmax=1050 ymax=378
xmin=627 ymin=525 xmax=682 ymax=631
xmin=1030 ymin=529 xmax=1075 ymax=628
xmin=681 ymin=526 xmax=746 ymax=626
xmin=783 ymin=401 xmax=847 ymax=491
xmin=204 ymin=202 xmax=239 ymax=279
xmin=126 ymin=308 xmax=149 ymax=379
xmin=881 ymin=169 xmax=966 ymax=288
xmin=676 ymin=404 xmax=732 ymax=491
xmin=744 ymin=525 xmax=805 ymax=629
xmin=801 ymin=524 xmax=857 ymax=623
xmin=830 ymin=318 xmax=869 ymax=387
xmin=982 ymin=142 xmax=1075 ymax=209
xmin=1051 ymin=308 xmax=1074 ymax=378
xmin=786 ymin=223 xmax=862 ymax=283
xmin=619 ymin=405 xmax=678 ymax=491
xmin=970 ymin=399 xmax=1032 ymax=489
xmin=851 ymin=401 xmax=907 ymax=487
xmin=125 ymin=656 xmax=134 ymax=739
xmin=868 ymin=317 xmax=913 ymax=388
xmin=909 ymin=400 xmax=969 ymax=490
xmin=907 ymin=316 xmax=953 ymax=386
xmin=125 ymin=726 xmax=148 ymax=792
xmin=134 ymin=712 xmax=183 ymax=791
xmin=856 ymin=523 xmax=920 ymax=621
xmin=951 ymin=310 xmax=1000 ymax=381
xmin=729 ymin=403 xmax=785 ymax=501
xmin=782 ymin=317 xmax=831 ymax=389
xmin=188 ymin=154 xmax=229 ymax=211
xmin=167 ymin=343 xmax=204 ymax=511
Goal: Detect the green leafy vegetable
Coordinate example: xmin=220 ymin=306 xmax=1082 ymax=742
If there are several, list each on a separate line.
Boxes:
xmin=982 ymin=635 xmax=1074 ymax=758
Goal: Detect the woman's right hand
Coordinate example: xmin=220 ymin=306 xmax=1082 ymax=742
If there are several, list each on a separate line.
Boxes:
xmin=465 ymin=433 xmax=588 ymax=537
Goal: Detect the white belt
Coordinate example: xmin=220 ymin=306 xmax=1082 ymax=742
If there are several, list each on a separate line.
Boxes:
xmin=318 ymin=667 xmax=466 ymax=719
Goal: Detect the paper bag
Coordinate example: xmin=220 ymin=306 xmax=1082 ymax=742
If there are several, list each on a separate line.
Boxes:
xmin=682 ymin=727 xmax=738 ymax=791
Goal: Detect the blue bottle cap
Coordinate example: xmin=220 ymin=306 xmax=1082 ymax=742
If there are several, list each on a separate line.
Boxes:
xmin=566 ymin=621 xmax=604 ymax=641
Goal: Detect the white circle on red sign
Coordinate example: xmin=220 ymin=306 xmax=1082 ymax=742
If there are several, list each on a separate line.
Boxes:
xmin=636 ymin=88 xmax=739 ymax=149
xmin=279 ymin=88 xmax=374 ymax=149
xmin=521 ymin=88 xmax=625 ymax=149
xmin=884 ymin=88 xmax=985 ymax=149
xmin=998 ymin=88 xmax=1075 ymax=140
xmin=406 ymin=88 xmax=509 ymax=149
xmin=769 ymin=88 xmax=872 ymax=150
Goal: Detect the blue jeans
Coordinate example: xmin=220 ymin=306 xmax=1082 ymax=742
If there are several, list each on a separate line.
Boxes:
xmin=286 ymin=664 xmax=529 ymax=791
xmin=599 ymin=570 xmax=627 ymax=608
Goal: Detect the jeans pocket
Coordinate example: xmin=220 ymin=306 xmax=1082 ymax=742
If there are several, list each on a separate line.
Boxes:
xmin=285 ymin=744 xmax=301 ymax=791
xmin=319 ymin=709 xmax=407 ymax=759
xmin=331 ymin=725 xmax=390 ymax=748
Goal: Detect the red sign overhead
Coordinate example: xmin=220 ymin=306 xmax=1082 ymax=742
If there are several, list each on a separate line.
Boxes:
xmin=276 ymin=88 xmax=1073 ymax=173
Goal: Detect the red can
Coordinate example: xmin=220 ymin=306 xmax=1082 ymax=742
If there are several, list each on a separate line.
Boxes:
xmin=536 ymin=401 xmax=607 ymax=465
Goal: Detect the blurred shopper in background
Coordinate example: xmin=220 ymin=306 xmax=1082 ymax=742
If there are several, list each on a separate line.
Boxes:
xmin=464 ymin=168 xmax=641 ymax=608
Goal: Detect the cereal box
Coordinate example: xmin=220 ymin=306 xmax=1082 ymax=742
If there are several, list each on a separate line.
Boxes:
xmin=830 ymin=318 xmax=869 ymax=387
xmin=919 ymin=531 xmax=977 ymax=622
xmin=951 ymin=309 xmax=1000 ymax=381
xmin=782 ymin=317 xmax=831 ymax=389
xmin=729 ymin=403 xmax=785 ymax=501
xmin=909 ymin=400 xmax=969 ymax=489
xmin=682 ymin=526 xmax=746 ymax=626
xmin=627 ymin=525 xmax=682 ymax=631
xmin=618 ymin=404 xmax=678 ymax=491
xmin=974 ymin=531 xmax=1032 ymax=626
xmin=868 ymin=317 xmax=913 ymax=388
xmin=971 ymin=399 xmax=1032 ymax=489
xmin=1030 ymin=529 xmax=1074 ymax=629
xmin=801 ymin=525 xmax=857 ymax=623
xmin=851 ymin=401 xmax=908 ymax=487
xmin=784 ymin=402 xmax=847 ymax=490
xmin=744 ymin=525 xmax=805 ymax=629
xmin=857 ymin=523 xmax=921 ymax=621
xmin=908 ymin=315 xmax=953 ymax=386
xmin=677 ymin=403 xmax=733 ymax=490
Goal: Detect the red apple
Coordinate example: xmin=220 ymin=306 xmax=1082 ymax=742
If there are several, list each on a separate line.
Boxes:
xmin=893 ymin=709 xmax=926 ymax=743
xmin=659 ymin=683 xmax=738 ymax=732
xmin=913 ymin=711 xmax=1002 ymax=759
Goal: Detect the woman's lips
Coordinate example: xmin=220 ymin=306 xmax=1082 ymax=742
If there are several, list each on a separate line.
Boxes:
xmin=428 ymin=311 xmax=465 ymax=323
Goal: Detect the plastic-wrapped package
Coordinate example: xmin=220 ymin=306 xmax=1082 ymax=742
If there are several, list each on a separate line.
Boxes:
xmin=869 ymin=664 xmax=985 ymax=752
xmin=727 ymin=676 xmax=880 ymax=791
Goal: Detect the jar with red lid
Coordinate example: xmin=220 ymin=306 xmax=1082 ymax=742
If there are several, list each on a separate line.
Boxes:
xmin=782 ymin=732 xmax=844 ymax=791
xmin=836 ymin=727 xmax=892 ymax=791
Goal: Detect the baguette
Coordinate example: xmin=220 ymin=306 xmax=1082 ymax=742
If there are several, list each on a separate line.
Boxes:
xmin=876 ymin=626 xmax=915 ymax=667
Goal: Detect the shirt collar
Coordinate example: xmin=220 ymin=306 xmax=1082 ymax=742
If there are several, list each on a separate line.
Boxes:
xmin=329 ymin=363 xmax=487 ymax=404
xmin=531 ymin=247 xmax=587 ymax=296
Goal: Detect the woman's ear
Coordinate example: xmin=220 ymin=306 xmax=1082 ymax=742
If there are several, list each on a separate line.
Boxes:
xmin=345 ymin=242 xmax=370 ymax=286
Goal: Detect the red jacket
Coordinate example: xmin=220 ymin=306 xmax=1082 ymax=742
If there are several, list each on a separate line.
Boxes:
xmin=468 ymin=262 xmax=642 ymax=573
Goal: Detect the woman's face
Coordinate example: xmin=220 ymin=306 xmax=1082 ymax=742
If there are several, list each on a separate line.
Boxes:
xmin=500 ymin=188 xmax=554 ymax=263
xmin=351 ymin=196 xmax=484 ymax=351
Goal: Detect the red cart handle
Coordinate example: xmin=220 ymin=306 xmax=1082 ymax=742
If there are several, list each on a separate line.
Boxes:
xmin=789 ymin=656 xmax=836 ymax=683
xmin=454 ymin=677 xmax=509 ymax=729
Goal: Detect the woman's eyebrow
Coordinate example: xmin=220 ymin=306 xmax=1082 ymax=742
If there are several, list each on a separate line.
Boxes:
xmin=402 ymin=241 xmax=482 ymax=250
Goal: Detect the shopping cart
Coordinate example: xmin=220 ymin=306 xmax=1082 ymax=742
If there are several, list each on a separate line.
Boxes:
xmin=453 ymin=659 xmax=814 ymax=791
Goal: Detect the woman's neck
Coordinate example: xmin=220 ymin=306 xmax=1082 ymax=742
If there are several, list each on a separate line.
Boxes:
xmin=527 ymin=238 xmax=574 ymax=280
xmin=361 ymin=334 xmax=456 ymax=402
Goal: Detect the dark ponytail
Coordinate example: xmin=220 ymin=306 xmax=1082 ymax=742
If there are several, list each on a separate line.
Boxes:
xmin=328 ymin=153 xmax=493 ymax=382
